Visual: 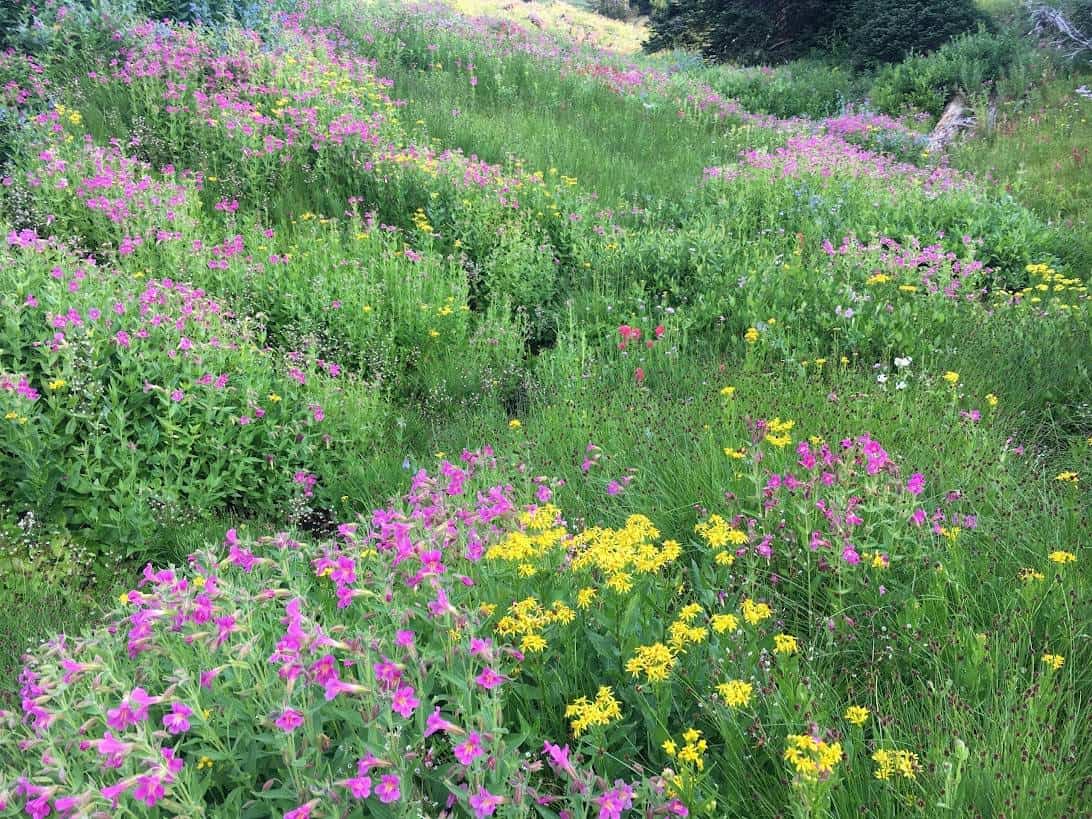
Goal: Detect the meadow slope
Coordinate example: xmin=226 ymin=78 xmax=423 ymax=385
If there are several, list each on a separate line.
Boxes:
xmin=0 ymin=1 xmax=1089 ymax=817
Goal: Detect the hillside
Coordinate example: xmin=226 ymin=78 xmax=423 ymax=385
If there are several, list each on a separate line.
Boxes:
xmin=0 ymin=1 xmax=1089 ymax=817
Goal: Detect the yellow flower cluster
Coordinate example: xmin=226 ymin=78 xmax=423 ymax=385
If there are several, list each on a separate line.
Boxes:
xmin=784 ymin=734 xmax=843 ymax=783
xmin=663 ymin=728 xmax=708 ymax=770
xmin=493 ymin=596 xmax=574 ymax=654
xmin=696 ymin=514 xmax=748 ymax=567
xmin=844 ymin=705 xmax=869 ymax=726
xmin=871 ymin=748 xmax=918 ymax=780
xmin=865 ymin=273 xmax=891 ymax=285
xmin=667 ymin=618 xmax=708 ymax=654
xmin=694 ymin=514 xmax=748 ymax=548
xmin=565 ymin=686 xmax=622 ymax=737
xmin=1008 ymin=263 xmax=1090 ymax=311
xmin=411 ymin=208 xmax=433 ymax=234
xmin=711 ymin=613 xmax=739 ymax=634
xmin=626 ymin=642 xmax=676 ymax=682
xmin=773 ymin=633 xmax=799 ymax=655
xmin=764 ymin=417 xmax=795 ymax=448
xmin=1054 ymin=471 xmax=1079 ymax=484
xmin=485 ymin=504 xmax=567 ymax=563
xmin=1041 ymin=653 xmax=1065 ymax=671
xmin=742 ymin=598 xmax=773 ymax=626
xmin=1018 ymin=567 xmax=1045 ymax=582
xmin=571 ymin=515 xmax=681 ymax=593
xmin=716 ymin=679 xmax=753 ymax=708
xmin=1048 ymin=550 xmax=1077 ymax=564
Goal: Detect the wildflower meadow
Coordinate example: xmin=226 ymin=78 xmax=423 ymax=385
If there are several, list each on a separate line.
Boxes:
xmin=0 ymin=0 xmax=1089 ymax=817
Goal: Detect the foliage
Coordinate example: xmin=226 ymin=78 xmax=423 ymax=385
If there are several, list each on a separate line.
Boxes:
xmin=847 ymin=0 xmax=984 ymax=67
xmin=870 ymin=30 xmax=1047 ymax=117
xmin=593 ymin=0 xmax=636 ymax=22
xmin=0 ymin=0 xmax=1089 ymax=817
xmin=645 ymin=0 xmax=851 ymax=63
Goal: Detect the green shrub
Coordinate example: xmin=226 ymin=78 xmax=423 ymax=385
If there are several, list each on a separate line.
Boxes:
xmin=0 ymin=232 xmax=341 ymax=553
xmin=645 ymin=0 xmax=853 ymax=64
xmin=870 ymin=30 xmax=1045 ymax=117
xmin=848 ymin=0 xmax=983 ymax=67
xmin=593 ymin=0 xmax=636 ymax=21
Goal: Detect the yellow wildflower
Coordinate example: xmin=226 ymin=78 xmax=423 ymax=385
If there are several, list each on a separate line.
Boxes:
xmin=1042 ymin=653 xmax=1064 ymax=671
xmin=872 ymin=748 xmax=918 ymax=780
xmin=565 ymin=686 xmax=621 ymax=737
xmin=785 ymin=734 xmax=843 ymax=782
xmin=844 ymin=705 xmax=869 ymax=726
xmin=717 ymin=679 xmax=753 ymax=708
xmin=626 ymin=642 xmax=676 ymax=682
xmin=742 ymin=598 xmax=772 ymax=625
xmin=711 ymin=613 xmax=739 ymax=633
xmin=773 ymin=634 xmax=799 ymax=655
xmin=520 ymin=634 xmax=547 ymax=653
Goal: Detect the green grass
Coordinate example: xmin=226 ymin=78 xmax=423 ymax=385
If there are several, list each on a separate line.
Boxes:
xmin=953 ymin=76 xmax=1092 ymax=271
xmin=0 ymin=1 xmax=1090 ymax=815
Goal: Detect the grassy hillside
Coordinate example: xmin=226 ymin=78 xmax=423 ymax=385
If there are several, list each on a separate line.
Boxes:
xmin=0 ymin=1 xmax=1088 ymax=817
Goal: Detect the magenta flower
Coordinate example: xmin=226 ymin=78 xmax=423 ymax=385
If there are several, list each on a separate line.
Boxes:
xmin=94 ymin=732 xmax=132 ymax=768
xmin=395 ymin=629 xmax=415 ymax=647
xmin=424 ymin=707 xmax=458 ymax=737
xmin=372 ymin=658 xmax=402 ymax=688
xmin=106 ymin=687 xmax=157 ymax=731
xmin=475 ymin=667 xmax=504 ymax=690
xmin=375 ymin=774 xmax=401 ymax=804
xmin=454 ymin=731 xmax=485 ymax=765
xmin=469 ymin=638 xmax=492 ymax=658
xmin=162 ymin=701 xmax=192 ymax=734
xmin=469 ymin=786 xmax=503 ymax=817
xmin=390 ymin=685 xmax=420 ymax=719
xmin=596 ymin=780 xmax=635 ymax=819
xmin=274 ymin=708 xmax=304 ymax=733
xmin=133 ymin=774 xmax=165 ymax=807
xmin=906 ymin=473 xmax=925 ymax=495
xmin=543 ymin=741 xmax=576 ymax=777
xmin=100 ymin=779 xmax=134 ymax=808
xmin=342 ymin=773 xmax=371 ymax=799
xmin=170 ymin=389 xmax=184 ymax=402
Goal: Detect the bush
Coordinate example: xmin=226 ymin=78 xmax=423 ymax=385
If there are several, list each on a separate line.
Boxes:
xmin=593 ymin=0 xmax=635 ymax=21
xmin=870 ymin=30 xmax=1044 ymax=116
xmin=848 ymin=0 xmax=983 ymax=67
xmin=646 ymin=0 xmax=853 ymax=64
xmin=0 ymin=231 xmax=345 ymax=552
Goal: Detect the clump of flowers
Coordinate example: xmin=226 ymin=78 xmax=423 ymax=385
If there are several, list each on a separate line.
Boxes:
xmin=872 ymin=748 xmax=919 ymax=780
xmin=784 ymin=733 xmax=843 ymax=783
xmin=565 ymin=686 xmax=623 ymax=737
